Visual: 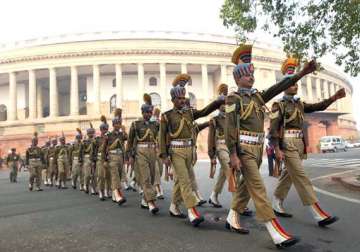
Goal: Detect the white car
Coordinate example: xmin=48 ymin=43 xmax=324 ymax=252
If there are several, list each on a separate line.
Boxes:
xmin=345 ymin=141 xmax=354 ymax=148
xmin=320 ymin=136 xmax=347 ymax=153
xmin=353 ymin=142 xmax=360 ymax=148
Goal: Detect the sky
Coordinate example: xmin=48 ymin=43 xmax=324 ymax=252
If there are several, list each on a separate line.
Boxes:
xmin=0 ymin=0 xmax=359 ymax=128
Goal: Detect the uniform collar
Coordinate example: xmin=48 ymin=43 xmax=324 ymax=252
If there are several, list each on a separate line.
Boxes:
xmin=238 ymin=87 xmax=257 ymax=96
xmin=283 ymin=94 xmax=300 ymax=102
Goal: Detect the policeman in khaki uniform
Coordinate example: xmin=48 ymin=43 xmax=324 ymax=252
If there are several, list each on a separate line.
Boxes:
xmin=127 ymin=94 xmax=160 ymax=214
xmin=70 ymin=128 xmax=84 ymax=190
xmin=56 ymin=133 xmax=71 ymax=189
xmin=225 ymin=44 xmax=317 ymax=248
xmin=182 ymin=98 xmax=210 ymax=206
xmin=270 ymin=57 xmax=344 ymax=227
xmin=95 ymin=115 xmax=110 ymax=201
xmin=41 ymin=139 xmax=51 ymax=186
xmin=106 ymin=108 xmax=127 ymax=205
xmin=159 ymin=74 xmax=224 ymax=227
xmin=208 ymin=84 xmax=230 ymax=208
xmin=47 ymin=138 xmax=58 ymax=186
xmin=26 ymin=132 xmax=45 ymax=191
xmin=82 ymin=123 xmax=97 ymax=195
xmin=152 ymin=107 xmax=165 ymax=199
xmin=6 ymin=148 xmax=20 ymax=183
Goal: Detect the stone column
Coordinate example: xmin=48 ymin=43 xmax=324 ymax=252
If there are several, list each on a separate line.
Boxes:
xmin=138 ymin=63 xmax=144 ymax=111
xmin=201 ymin=64 xmax=209 ymax=105
xmin=297 ymin=79 xmax=303 ymax=98
xmin=93 ymin=65 xmax=101 ymax=114
xmin=220 ymin=64 xmax=227 ymax=83
xmin=115 ymin=64 xmax=123 ymax=108
xmin=181 ymin=63 xmax=187 ymax=74
xmin=160 ymin=63 xmax=167 ymax=110
xmin=329 ymin=82 xmax=336 ymax=110
xmin=306 ymin=76 xmax=313 ymax=102
xmin=316 ymin=78 xmax=321 ymax=102
xmin=8 ymin=72 xmax=17 ymax=121
xmin=49 ymin=68 xmax=58 ymax=117
xmin=37 ymin=84 xmax=43 ymax=118
xmin=324 ymin=80 xmax=329 ymax=99
xmin=70 ymin=66 xmax=79 ymax=116
xmin=28 ymin=70 xmax=37 ymax=119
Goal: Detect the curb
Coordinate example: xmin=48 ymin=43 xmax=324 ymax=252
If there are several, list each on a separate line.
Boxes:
xmin=331 ymin=176 xmax=360 ymax=191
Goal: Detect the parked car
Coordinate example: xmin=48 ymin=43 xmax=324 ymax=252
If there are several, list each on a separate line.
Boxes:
xmin=345 ymin=141 xmax=354 ymax=148
xmin=320 ymin=136 xmax=347 ymax=153
xmin=353 ymin=142 xmax=360 ymax=148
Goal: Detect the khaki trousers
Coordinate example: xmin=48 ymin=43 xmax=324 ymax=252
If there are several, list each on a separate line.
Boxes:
xmin=9 ymin=162 xmax=18 ymax=182
xmin=29 ymin=159 xmax=42 ymax=187
xmin=108 ymin=153 xmax=124 ymax=190
xmin=213 ymin=145 xmax=230 ymax=194
xmin=48 ymin=157 xmax=57 ymax=182
xmin=57 ymin=156 xmax=69 ymax=183
xmin=96 ymin=159 xmax=109 ymax=191
xmin=274 ymin=137 xmax=318 ymax=205
xmin=136 ymin=146 xmax=157 ymax=202
xmin=231 ymin=144 xmax=275 ymax=222
xmin=154 ymin=157 xmax=163 ymax=186
xmin=71 ymin=158 xmax=83 ymax=186
xmin=171 ymin=147 xmax=198 ymax=208
xmin=83 ymin=156 xmax=95 ymax=189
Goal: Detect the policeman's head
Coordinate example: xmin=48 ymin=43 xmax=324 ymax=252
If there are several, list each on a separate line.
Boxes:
xmin=51 ymin=138 xmax=58 ymax=146
xmin=11 ymin=148 xmax=16 ymax=153
xmin=59 ymin=136 xmax=66 ymax=145
xmin=285 ymin=83 xmax=298 ymax=96
xmin=32 ymin=132 xmax=38 ymax=147
xmin=233 ymin=69 xmax=255 ymax=89
xmin=172 ymin=95 xmax=186 ymax=110
xmin=219 ymin=104 xmax=226 ymax=113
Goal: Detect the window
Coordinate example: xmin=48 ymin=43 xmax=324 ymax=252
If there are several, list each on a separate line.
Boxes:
xmin=110 ymin=94 xmax=116 ymax=113
xmin=188 ymin=92 xmax=196 ymax=108
xmin=149 ymin=92 xmax=161 ymax=107
xmin=149 ymin=77 xmax=157 ymax=86
xmin=112 ymin=78 xmax=116 ymax=88
xmin=0 ymin=104 xmax=7 ymax=121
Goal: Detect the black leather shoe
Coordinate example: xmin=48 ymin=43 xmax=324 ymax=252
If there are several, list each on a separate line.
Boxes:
xmin=274 ymin=209 xmax=293 ymax=218
xmin=141 ymin=204 xmax=149 ymax=209
xmin=225 ymin=221 xmax=250 ymax=234
xmin=276 ymin=237 xmax=300 ymax=249
xmin=157 ymin=195 xmax=165 ymax=200
xmin=197 ymin=199 xmax=207 ymax=207
xmin=118 ymin=198 xmax=126 ymax=206
xmin=169 ymin=211 xmax=187 ymax=219
xmin=318 ymin=216 xmax=339 ymax=227
xmin=29 ymin=186 xmax=33 ymax=191
xmin=36 ymin=188 xmax=43 ymax=192
xmin=208 ymin=198 xmax=222 ymax=208
xmin=99 ymin=197 xmax=105 ymax=201
xmin=150 ymin=207 xmax=159 ymax=215
xmin=191 ymin=216 xmax=204 ymax=227
xmin=240 ymin=208 xmax=253 ymax=217
xmin=72 ymin=185 xmax=76 ymax=189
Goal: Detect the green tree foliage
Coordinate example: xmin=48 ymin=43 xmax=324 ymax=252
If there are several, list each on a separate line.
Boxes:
xmin=220 ymin=0 xmax=360 ymax=76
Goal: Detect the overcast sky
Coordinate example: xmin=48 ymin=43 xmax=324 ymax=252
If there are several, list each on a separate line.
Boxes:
xmin=1 ymin=0 xmax=359 ymax=128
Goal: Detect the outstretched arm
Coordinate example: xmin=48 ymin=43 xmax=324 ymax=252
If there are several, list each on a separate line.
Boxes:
xmin=304 ymin=88 xmax=346 ymax=113
xmin=262 ymin=60 xmax=317 ymax=103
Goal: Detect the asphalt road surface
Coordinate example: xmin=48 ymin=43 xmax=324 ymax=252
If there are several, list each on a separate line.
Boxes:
xmin=1 ymin=149 xmax=360 ymax=252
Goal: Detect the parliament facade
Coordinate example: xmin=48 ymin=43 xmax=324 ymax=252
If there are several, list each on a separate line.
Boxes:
xmin=0 ymin=31 xmax=357 ymax=156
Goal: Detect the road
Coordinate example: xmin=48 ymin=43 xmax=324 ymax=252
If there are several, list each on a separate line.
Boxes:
xmin=0 ymin=149 xmax=360 ymax=252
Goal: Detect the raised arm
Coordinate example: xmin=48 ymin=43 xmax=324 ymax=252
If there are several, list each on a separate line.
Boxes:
xmin=304 ymin=88 xmax=346 ymax=113
xmin=208 ymin=119 xmax=216 ymax=160
xmin=193 ymin=99 xmax=224 ymax=120
xmin=159 ymin=114 xmax=169 ymax=159
xmin=262 ymin=60 xmax=318 ymax=103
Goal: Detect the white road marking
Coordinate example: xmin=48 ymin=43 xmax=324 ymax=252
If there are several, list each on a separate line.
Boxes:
xmin=313 ymin=186 xmax=360 ymax=204
xmin=311 ymin=170 xmax=360 ymax=205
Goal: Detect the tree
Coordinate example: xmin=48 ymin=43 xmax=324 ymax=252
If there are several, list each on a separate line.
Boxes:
xmin=220 ymin=0 xmax=360 ymax=76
